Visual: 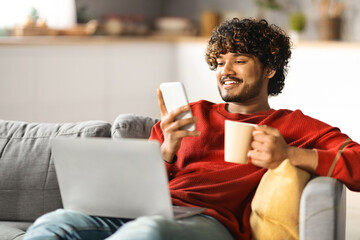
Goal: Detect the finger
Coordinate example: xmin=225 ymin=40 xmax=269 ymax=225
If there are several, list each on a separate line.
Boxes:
xmin=252 ymin=128 xmax=279 ymax=147
xmin=157 ymin=88 xmax=168 ymax=118
xmin=250 ymin=158 xmax=265 ymax=168
xmin=248 ymin=151 xmax=273 ymax=169
xmin=252 ymin=131 xmax=272 ymax=148
xmin=249 ymin=153 xmax=267 ymax=168
xmin=251 ymin=141 xmax=268 ymax=152
xmin=167 ymin=104 xmax=191 ymax=121
xmin=167 ymin=117 xmax=197 ymax=132
xmin=170 ymin=130 xmax=201 ymax=140
xmin=255 ymin=125 xmax=280 ymax=136
xmin=161 ymin=105 xmax=191 ymax=128
xmin=248 ymin=150 xmax=270 ymax=161
xmin=252 ymin=130 xmax=267 ymax=140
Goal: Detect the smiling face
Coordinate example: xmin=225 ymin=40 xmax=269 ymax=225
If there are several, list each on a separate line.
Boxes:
xmin=206 ymin=18 xmax=292 ymax=98
xmin=216 ymin=52 xmax=271 ymax=104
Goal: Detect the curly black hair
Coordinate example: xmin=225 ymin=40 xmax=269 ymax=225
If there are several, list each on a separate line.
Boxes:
xmin=205 ymin=18 xmax=292 ymax=96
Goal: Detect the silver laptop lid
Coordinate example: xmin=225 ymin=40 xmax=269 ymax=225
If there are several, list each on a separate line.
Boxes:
xmin=51 ymin=137 xmax=174 ymax=220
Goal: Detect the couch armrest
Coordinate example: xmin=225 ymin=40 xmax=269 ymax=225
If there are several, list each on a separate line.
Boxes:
xmin=112 ymin=114 xmax=159 ymax=139
xmin=299 ymin=176 xmax=346 ymax=240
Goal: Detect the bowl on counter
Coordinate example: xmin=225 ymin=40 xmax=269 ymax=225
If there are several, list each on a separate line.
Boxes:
xmin=154 ymin=17 xmax=195 ymax=35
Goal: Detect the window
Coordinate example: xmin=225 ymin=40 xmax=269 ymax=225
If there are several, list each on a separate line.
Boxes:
xmin=0 ymin=0 xmax=76 ymax=29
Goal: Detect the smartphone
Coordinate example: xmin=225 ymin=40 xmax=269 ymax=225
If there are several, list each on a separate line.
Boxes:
xmin=159 ymin=82 xmax=196 ymax=131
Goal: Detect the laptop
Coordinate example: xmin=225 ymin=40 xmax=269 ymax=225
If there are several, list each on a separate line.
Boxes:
xmin=51 ymin=137 xmax=205 ymax=220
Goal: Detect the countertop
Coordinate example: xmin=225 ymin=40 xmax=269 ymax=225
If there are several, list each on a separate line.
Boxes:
xmin=1 ymin=35 xmax=360 ymax=48
xmin=0 ymin=35 xmax=209 ymax=46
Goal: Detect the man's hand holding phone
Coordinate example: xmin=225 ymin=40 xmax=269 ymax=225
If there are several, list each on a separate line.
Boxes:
xmin=157 ymin=83 xmax=201 ymax=163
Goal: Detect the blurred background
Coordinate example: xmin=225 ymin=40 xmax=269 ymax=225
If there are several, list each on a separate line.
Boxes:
xmin=0 ymin=1 xmax=360 ymax=239
xmin=0 ymin=0 xmax=359 ymax=40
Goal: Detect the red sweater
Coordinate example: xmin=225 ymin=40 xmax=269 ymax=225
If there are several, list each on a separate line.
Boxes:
xmin=149 ymin=100 xmax=360 ymax=239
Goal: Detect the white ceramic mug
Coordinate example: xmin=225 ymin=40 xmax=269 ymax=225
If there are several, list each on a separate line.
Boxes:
xmin=224 ymin=120 xmax=256 ymax=164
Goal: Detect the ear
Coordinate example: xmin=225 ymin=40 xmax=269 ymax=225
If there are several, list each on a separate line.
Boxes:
xmin=265 ymin=68 xmax=276 ymax=79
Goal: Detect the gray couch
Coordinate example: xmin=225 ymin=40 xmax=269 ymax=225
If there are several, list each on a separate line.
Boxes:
xmin=0 ymin=114 xmax=345 ymax=240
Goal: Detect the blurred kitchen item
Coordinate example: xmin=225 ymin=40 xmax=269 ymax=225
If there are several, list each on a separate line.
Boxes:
xmin=154 ymin=17 xmax=195 ymax=35
xmin=77 ymin=5 xmax=92 ymax=24
xmin=121 ymin=14 xmax=149 ymax=35
xmin=11 ymin=1 xmax=79 ymax=36
xmin=289 ymin=12 xmax=306 ymax=32
xmin=13 ymin=17 xmax=98 ymax=36
xmin=12 ymin=9 xmax=47 ymax=36
xmin=12 ymin=26 xmax=38 ymax=36
xmin=319 ymin=0 xmax=344 ymax=18
xmin=104 ymin=15 xmax=124 ymax=36
xmin=289 ymin=12 xmax=306 ymax=42
xmin=200 ymin=10 xmax=220 ymax=36
xmin=319 ymin=16 xmax=341 ymax=40
xmin=85 ymin=20 xmax=99 ymax=35
xmin=317 ymin=0 xmax=344 ymax=40
xmin=29 ymin=7 xmax=40 ymax=23
xmin=102 ymin=14 xmax=149 ymax=36
xmin=58 ymin=20 xmax=98 ymax=36
xmin=221 ymin=11 xmax=242 ymax=22
xmin=255 ymin=0 xmax=281 ymax=19
xmin=12 ymin=17 xmax=57 ymax=36
xmin=131 ymin=15 xmax=149 ymax=35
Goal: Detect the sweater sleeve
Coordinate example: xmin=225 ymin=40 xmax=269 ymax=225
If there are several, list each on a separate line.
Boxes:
xmin=149 ymin=121 xmax=164 ymax=143
xmin=149 ymin=121 xmax=176 ymax=178
xmin=313 ymin=127 xmax=360 ymax=191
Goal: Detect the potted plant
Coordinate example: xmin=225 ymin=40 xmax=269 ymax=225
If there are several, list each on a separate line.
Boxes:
xmin=289 ymin=12 xmax=306 ymax=42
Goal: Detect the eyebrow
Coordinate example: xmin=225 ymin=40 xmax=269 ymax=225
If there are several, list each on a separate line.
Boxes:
xmin=233 ymin=53 xmax=251 ymax=57
xmin=216 ymin=53 xmax=250 ymax=59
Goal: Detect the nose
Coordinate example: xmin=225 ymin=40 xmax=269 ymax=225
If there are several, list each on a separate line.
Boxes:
xmin=221 ymin=62 xmax=235 ymax=76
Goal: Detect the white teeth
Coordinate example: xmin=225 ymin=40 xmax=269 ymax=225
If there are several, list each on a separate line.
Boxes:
xmin=224 ymin=81 xmax=238 ymax=85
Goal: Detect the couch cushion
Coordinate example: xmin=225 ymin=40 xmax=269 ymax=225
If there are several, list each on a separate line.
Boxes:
xmin=0 ymin=120 xmax=111 ymax=222
xmin=112 ymin=114 xmax=159 ymax=139
xmin=0 ymin=221 xmax=32 ymax=240
xmin=250 ymin=159 xmax=310 ymax=240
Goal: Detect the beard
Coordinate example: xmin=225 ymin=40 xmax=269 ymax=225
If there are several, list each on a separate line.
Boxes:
xmin=218 ymin=74 xmax=264 ymax=103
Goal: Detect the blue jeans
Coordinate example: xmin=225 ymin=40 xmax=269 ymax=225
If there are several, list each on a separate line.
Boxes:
xmin=24 ymin=209 xmax=235 ymax=240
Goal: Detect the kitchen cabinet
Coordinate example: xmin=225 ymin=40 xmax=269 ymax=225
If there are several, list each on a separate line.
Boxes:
xmin=0 ymin=38 xmax=175 ymax=122
xmin=1 ymin=37 xmax=359 ymax=139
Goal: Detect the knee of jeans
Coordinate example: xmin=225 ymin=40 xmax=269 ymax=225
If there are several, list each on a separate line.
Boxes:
xmin=32 ymin=209 xmax=82 ymax=227
xmin=121 ymin=216 xmax=168 ymax=239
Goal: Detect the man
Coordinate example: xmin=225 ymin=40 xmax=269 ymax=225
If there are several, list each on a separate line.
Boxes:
xmin=24 ymin=18 xmax=360 ymax=240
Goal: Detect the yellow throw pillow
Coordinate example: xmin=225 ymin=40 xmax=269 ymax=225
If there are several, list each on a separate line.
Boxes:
xmin=250 ymin=159 xmax=310 ymax=240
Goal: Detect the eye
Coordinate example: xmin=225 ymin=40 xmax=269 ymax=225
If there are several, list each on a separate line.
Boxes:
xmin=217 ymin=62 xmax=224 ymax=66
xmin=235 ymin=60 xmax=246 ymax=64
